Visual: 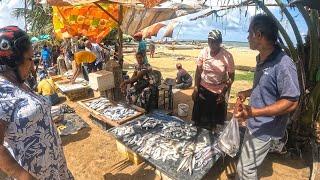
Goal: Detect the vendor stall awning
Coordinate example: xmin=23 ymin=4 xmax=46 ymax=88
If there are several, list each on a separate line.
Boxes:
xmin=121 ymin=7 xmax=198 ymax=36
xmin=141 ymin=23 xmax=166 ymax=38
xmin=47 ymin=0 xmax=168 ymax=8
xmin=52 ymin=4 xmax=119 ymax=42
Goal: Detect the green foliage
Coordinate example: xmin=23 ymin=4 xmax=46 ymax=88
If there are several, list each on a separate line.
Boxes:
xmin=11 ymin=0 xmax=53 ymax=36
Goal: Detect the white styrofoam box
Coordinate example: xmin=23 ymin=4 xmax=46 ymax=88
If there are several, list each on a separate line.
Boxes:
xmin=89 ymin=70 xmax=115 ymax=91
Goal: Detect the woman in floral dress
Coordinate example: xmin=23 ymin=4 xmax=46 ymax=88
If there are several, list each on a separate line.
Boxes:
xmin=0 ymin=26 xmax=73 ymax=180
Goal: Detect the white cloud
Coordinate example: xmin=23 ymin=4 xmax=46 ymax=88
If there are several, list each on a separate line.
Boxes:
xmin=0 ymin=0 xmax=25 ymax=29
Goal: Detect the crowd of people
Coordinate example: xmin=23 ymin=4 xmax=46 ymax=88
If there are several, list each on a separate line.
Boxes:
xmin=0 ymin=13 xmax=301 ymax=180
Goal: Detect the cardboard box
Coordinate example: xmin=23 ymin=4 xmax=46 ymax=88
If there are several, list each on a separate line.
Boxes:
xmin=89 ymin=70 xmax=115 ymax=91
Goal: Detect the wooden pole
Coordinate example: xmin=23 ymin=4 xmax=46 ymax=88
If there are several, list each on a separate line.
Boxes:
xmin=24 ymin=0 xmax=27 ymax=32
xmin=118 ymin=4 xmax=123 ymax=69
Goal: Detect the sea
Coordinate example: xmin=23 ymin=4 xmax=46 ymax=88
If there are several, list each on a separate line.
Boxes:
xmin=178 ymin=40 xmax=249 ymax=48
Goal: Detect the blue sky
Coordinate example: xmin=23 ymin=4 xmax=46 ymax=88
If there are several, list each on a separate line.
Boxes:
xmin=0 ymin=0 xmax=308 ymax=43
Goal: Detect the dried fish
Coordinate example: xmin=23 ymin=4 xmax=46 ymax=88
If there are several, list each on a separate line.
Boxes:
xmin=111 ymin=117 xmax=222 ymax=175
xmin=85 ymin=98 xmax=138 ymax=121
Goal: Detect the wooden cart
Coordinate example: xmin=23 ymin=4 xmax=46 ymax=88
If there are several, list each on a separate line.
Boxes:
xmin=78 ymin=97 xmax=145 ymax=127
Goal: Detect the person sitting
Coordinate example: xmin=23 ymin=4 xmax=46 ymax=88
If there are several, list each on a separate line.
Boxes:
xmin=37 ymin=71 xmax=60 ymax=105
xmin=175 ymin=63 xmax=192 ymax=89
xmin=121 ymin=52 xmax=157 ymax=111
xmin=70 ymin=49 xmax=96 ymax=83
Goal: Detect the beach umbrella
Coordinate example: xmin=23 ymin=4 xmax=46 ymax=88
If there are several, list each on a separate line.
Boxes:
xmin=31 ymin=37 xmax=39 ymax=43
xmin=39 ymin=34 xmax=51 ymax=40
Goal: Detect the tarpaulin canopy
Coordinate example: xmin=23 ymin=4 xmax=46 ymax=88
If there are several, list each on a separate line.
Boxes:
xmin=141 ymin=23 xmax=166 ymax=38
xmin=163 ymin=21 xmax=177 ymax=38
xmin=121 ymin=6 xmax=198 ymax=36
xmin=52 ymin=4 xmax=119 ymax=42
xmin=47 ymin=0 xmax=168 ymax=8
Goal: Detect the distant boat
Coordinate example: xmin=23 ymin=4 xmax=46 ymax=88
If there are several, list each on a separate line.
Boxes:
xmin=165 ymin=44 xmax=195 ymax=50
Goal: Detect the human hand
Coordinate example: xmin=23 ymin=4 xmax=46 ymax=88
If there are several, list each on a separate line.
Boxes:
xmin=192 ymin=88 xmax=198 ymax=102
xmin=237 ymin=90 xmax=248 ymax=102
xmin=216 ymin=93 xmax=225 ymax=104
xmin=234 ymin=103 xmax=253 ymax=119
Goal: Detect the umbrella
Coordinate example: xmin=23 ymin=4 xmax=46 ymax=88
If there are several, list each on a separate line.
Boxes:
xmin=31 ymin=37 xmax=39 ymax=43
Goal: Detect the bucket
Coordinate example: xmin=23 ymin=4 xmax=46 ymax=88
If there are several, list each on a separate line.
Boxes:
xmin=178 ymin=103 xmax=189 ymax=117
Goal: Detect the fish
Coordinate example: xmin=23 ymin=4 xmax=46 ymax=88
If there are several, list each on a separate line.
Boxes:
xmin=111 ymin=117 xmax=222 ymax=175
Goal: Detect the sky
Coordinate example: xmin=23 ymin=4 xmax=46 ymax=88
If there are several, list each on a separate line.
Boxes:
xmin=0 ymin=0 xmax=308 ymax=43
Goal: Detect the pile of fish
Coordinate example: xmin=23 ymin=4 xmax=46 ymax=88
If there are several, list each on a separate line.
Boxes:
xmin=85 ymin=98 xmax=138 ymax=121
xmin=86 ymin=98 xmax=112 ymax=111
xmin=111 ymin=117 xmax=222 ymax=175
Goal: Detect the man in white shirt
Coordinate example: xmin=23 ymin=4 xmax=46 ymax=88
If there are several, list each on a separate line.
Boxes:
xmin=85 ymin=40 xmax=104 ymax=71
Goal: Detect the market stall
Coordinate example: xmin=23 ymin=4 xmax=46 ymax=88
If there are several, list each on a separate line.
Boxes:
xmin=54 ymin=76 xmax=91 ymax=101
xmin=78 ymin=97 xmax=145 ymax=127
xmin=108 ymin=112 xmax=224 ymax=180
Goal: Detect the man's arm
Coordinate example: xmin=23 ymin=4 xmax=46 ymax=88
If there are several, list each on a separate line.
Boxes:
xmin=0 ymin=121 xmax=35 ymax=180
xmin=252 ymin=99 xmax=298 ymax=117
xmin=235 ymin=99 xmax=298 ymax=119
xmin=176 ymin=72 xmax=182 ymax=84
xmin=194 ymin=66 xmax=202 ymax=90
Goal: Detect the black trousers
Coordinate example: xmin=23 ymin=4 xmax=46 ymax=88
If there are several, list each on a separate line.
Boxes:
xmin=192 ymin=86 xmax=227 ymax=130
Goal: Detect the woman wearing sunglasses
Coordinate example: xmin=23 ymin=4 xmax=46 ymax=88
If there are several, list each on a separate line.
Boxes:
xmin=0 ymin=26 xmax=73 ymax=180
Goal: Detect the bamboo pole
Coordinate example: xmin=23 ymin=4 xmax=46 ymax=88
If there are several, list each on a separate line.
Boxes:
xmin=309 ymin=10 xmax=320 ymax=84
xmin=118 ymin=4 xmax=123 ymax=68
xmin=275 ymin=0 xmax=306 ymax=93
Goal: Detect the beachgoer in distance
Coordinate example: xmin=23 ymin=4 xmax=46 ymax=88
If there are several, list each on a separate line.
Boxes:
xmin=149 ymin=41 xmax=156 ymax=58
xmin=0 ymin=26 xmax=73 ymax=180
xmin=40 ymin=44 xmax=51 ymax=69
xmin=175 ymin=63 xmax=192 ymax=89
xmin=234 ymin=14 xmax=300 ymax=179
xmin=134 ymin=32 xmax=148 ymax=63
xmin=192 ymin=29 xmax=235 ymax=130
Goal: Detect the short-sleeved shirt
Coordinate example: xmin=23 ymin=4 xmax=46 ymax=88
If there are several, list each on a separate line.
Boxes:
xmin=177 ymin=68 xmax=192 ymax=84
xmin=74 ymin=50 xmax=96 ymax=65
xmin=0 ymin=76 xmax=73 ymax=179
xmin=37 ymin=78 xmax=57 ymax=96
xmin=86 ymin=43 xmax=103 ymax=64
xmin=138 ymin=40 xmax=148 ymax=63
xmin=248 ymin=47 xmax=300 ymax=141
xmin=197 ymin=47 xmax=235 ymax=94
xmin=41 ymin=48 xmax=51 ymax=61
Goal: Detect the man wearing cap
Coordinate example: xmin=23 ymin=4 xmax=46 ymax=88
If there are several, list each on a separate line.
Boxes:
xmin=192 ymin=29 xmax=235 ymax=130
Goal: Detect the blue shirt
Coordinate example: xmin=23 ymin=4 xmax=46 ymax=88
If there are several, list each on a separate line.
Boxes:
xmin=41 ymin=48 xmax=51 ymax=61
xmin=138 ymin=40 xmax=148 ymax=63
xmin=248 ymin=47 xmax=300 ymax=141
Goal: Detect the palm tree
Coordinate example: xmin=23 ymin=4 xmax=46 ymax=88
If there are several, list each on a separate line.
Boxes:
xmin=9 ymin=0 xmax=53 ymax=36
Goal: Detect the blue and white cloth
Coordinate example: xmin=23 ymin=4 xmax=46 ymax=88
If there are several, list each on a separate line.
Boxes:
xmin=0 ymin=76 xmax=73 ymax=180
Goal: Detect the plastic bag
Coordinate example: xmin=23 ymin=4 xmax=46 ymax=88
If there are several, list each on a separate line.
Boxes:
xmin=217 ymin=117 xmax=240 ymax=157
